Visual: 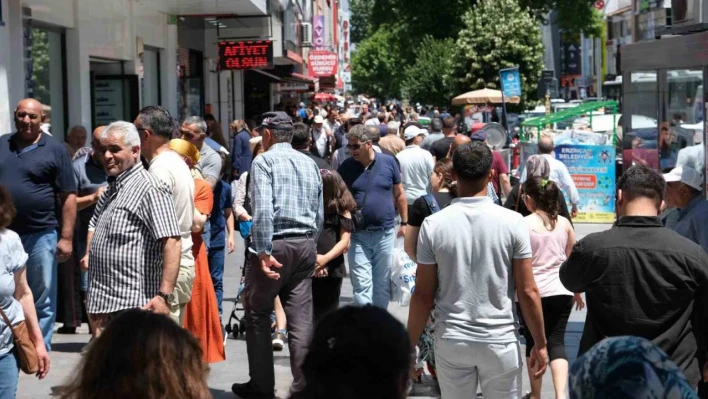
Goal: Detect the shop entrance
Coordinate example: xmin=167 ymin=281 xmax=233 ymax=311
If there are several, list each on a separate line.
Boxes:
xmin=90 ymin=59 xmax=139 ymax=128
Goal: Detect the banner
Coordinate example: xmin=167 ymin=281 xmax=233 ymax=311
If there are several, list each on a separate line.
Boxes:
xmin=500 ymin=67 xmax=522 ymax=98
xmin=313 ymin=15 xmax=325 ymax=49
xmin=308 ymin=50 xmax=338 ymax=77
xmin=555 ymin=144 xmax=616 ymax=223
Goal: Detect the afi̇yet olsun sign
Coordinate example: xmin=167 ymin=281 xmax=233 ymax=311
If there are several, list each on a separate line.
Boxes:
xmin=218 ymin=41 xmax=274 ymax=70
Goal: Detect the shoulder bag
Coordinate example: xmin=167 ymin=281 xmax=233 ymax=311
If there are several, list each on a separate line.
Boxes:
xmin=0 ymin=306 xmax=39 ymax=374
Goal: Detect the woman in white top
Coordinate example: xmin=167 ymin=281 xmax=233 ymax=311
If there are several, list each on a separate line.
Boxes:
xmin=521 ymin=176 xmax=584 ymax=399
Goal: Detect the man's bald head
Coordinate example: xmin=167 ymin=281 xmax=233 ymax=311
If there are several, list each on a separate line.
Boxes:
xmin=15 ymin=98 xmax=43 ymax=113
xmin=450 ymin=134 xmax=472 ymax=157
xmin=14 ymin=98 xmax=45 ymax=141
xmin=538 ymin=135 xmax=554 ymax=154
xmin=93 ymin=126 xmax=105 ymax=140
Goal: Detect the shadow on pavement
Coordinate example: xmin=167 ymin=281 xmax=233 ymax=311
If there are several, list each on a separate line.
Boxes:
xmin=51 ymin=342 xmax=85 ymax=354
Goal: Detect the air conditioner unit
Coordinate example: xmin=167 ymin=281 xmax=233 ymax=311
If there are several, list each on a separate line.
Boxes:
xmin=301 ymin=22 xmax=313 ymax=47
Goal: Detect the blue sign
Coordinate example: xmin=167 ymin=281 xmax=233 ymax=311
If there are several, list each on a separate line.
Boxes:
xmin=500 ymin=67 xmax=522 ymax=98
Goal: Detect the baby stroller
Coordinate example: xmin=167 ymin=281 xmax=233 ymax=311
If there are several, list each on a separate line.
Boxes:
xmin=225 ymin=252 xmax=249 ymax=338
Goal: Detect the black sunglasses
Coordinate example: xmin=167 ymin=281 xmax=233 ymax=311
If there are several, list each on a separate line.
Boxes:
xmin=347 ymin=142 xmax=369 ymax=150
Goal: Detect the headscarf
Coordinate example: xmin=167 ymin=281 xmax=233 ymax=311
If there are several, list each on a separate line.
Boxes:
xmin=525 ymin=154 xmax=551 ymax=179
xmin=569 ymin=336 xmax=698 ymax=399
xmin=169 ymin=139 xmax=202 ymax=179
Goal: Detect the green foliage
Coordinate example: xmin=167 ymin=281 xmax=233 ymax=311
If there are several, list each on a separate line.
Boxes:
xmin=31 ymin=29 xmax=51 ymax=104
xmin=454 ymin=0 xmax=545 ymax=106
xmin=401 ymin=36 xmax=457 ymax=106
xmin=520 ymin=0 xmax=604 ymax=38
xmin=351 ymin=27 xmax=402 ymax=99
xmin=349 ymin=0 xmax=375 ymax=44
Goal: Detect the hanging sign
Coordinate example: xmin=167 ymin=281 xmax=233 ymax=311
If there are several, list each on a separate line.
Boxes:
xmin=218 ymin=40 xmax=273 ymax=70
xmin=499 ymin=67 xmax=522 ymax=98
xmin=308 ymin=50 xmax=338 ymax=77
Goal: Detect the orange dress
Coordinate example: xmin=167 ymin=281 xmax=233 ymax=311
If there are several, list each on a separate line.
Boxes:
xmin=183 ymin=178 xmax=226 ymax=363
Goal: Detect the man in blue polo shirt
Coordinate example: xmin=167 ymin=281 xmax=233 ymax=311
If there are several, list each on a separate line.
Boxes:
xmin=0 ymin=98 xmax=77 ymax=350
xmin=338 ymin=124 xmax=408 ymax=308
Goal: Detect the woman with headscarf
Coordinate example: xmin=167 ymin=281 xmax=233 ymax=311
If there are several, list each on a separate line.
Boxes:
xmin=169 ymin=139 xmax=225 ymax=363
xmin=504 ymin=155 xmax=572 ymax=222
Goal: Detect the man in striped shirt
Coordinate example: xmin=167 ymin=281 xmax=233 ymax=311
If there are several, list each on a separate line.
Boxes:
xmin=80 ymin=121 xmax=181 ymax=335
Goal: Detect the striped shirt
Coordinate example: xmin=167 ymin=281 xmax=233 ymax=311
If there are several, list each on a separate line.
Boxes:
xmin=87 ymin=162 xmax=181 ymax=314
xmin=249 ymin=142 xmax=323 ymax=255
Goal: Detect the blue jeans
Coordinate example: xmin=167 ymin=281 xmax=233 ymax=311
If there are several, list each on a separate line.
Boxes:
xmin=348 ymin=228 xmax=395 ymax=308
xmin=208 ymin=246 xmax=225 ymax=317
xmin=75 ymin=232 xmax=88 ymax=291
xmin=0 ymin=350 xmax=19 ymax=399
xmin=20 ymin=228 xmax=58 ymax=351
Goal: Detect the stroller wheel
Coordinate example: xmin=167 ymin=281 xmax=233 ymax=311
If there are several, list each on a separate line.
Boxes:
xmin=239 ymin=319 xmax=247 ymax=336
xmin=225 ymin=323 xmax=233 ymax=335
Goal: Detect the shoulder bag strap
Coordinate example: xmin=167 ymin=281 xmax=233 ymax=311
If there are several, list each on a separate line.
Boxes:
xmin=360 ymin=160 xmax=375 ymax=211
xmin=0 ymin=307 xmax=18 ymax=339
xmin=515 ymin=186 xmax=523 ymax=212
xmin=423 ymin=194 xmax=441 ymax=214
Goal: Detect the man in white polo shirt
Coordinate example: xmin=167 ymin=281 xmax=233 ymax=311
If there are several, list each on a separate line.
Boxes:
xmin=407 ymin=141 xmax=548 ymax=398
xmin=397 ymin=125 xmax=434 ymax=209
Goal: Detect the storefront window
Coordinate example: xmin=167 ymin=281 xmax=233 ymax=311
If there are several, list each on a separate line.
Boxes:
xmin=621 ymin=71 xmax=658 ymax=171
xmin=659 ymin=69 xmax=703 ymax=171
xmin=31 ymin=28 xmax=66 ymax=140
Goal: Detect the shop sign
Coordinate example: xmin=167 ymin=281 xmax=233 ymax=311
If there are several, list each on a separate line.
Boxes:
xmin=218 ymin=40 xmax=273 ymax=70
xmin=278 ymin=82 xmax=309 ymax=91
xmin=313 ymin=16 xmax=325 ymax=49
xmin=499 ymin=67 xmax=522 ymax=98
xmin=308 ymin=50 xmax=338 ymax=77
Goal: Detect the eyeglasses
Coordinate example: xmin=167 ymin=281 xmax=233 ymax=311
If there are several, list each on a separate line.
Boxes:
xmin=347 ymin=142 xmax=368 ymax=150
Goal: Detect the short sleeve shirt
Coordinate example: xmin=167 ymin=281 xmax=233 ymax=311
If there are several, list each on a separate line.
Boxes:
xmin=338 ymin=153 xmax=401 ymax=230
xmin=0 ymin=133 xmax=77 ymax=234
xmin=198 ymin=144 xmax=222 ymax=181
xmin=73 ymin=153 xmax=108 ymax=230
xmin=409 ymin=192 xmax=455 ymax=227
xmin=209 ymin=180 xmax=233 ymax=249
xmin=0 ymin=229 xmax=28 ymax=354
xmin=491 ymin=151 xmax=509 ymax=195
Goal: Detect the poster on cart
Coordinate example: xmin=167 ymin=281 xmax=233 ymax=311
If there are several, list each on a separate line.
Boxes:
xmin=554 ymin=144 xmax=616 ymax=223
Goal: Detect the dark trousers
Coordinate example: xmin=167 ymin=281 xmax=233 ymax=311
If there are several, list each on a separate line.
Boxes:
xmin=312 ymin=277 xmax=343 ymax=323
xmin=56 ymin=254 xmax=85 ymax=328
xmin=244 ymin=236 xmax=316 ymax=395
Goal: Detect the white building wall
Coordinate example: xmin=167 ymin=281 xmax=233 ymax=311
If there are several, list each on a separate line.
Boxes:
xmin=24 ymin=0 xmax=75 ymax=28
xmin=0 ymin=0 xmax=13 ymax=133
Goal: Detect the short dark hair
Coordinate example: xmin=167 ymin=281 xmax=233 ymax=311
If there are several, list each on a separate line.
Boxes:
xmin=0 ymin=185 xmax=16 ymax=229
xmin=291 ymin=122 xmax=310 ymax=149
xmin=452 ymin=142 xmax=492 ymax=193
xmin=430 ymin=118 xmax=442 ymax=132
xmin=366 ymin=126 xmax=381 ymax=143
xmin=138 ymin=106 xmax=176 ymax=139
xmin=617 ymin=165 xmax=665 ymax=207
xmin=203 ymin=113 xmax=216 ymax=122
xmin=378 ymin=113 xmax=386 ymax=123
xmin=442 ymin=116 xmax=456 ymax=129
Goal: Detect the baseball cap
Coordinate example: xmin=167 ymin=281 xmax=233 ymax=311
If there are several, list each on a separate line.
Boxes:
xmin=259 ymin=111 xmax=293 ymax=131
xmin=313 ymin=115 xmax=324 ymax=124
xmin=470 ymin=130 xmax=488 ymax=142
xmin=404 ymin=125 xmax=428 ymax=141
xmin=663 ymin=165 xmax=703 ymax=191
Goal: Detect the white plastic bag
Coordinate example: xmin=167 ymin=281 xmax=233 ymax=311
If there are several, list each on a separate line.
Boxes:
xmin=391 ymin=237 xmax=416 ymax=306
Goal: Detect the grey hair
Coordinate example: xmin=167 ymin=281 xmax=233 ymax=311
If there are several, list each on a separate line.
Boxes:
xmin=269 ymin=127 xmax=294 ymax=144
xmin=101 ymin=121 xmax=141 ymax=149
xmin=183 ymin=116 xmax=207 ymax=134
xmin=346 ymin=124 xmax=371 ymax=143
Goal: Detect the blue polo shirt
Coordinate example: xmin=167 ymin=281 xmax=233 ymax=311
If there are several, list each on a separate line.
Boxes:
xmin=209 ymin=179 xmax=233 ymax=249
xmin=338 ymin=152 xmax=401 ymax=230
xmin=0 ymin=133 xmax=77 ymax=235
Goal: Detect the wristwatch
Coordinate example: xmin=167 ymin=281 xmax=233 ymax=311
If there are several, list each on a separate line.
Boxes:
xmin=157 ymin=291 xmax=175 ymax=304
xmin=400 ymin=221 xmax=408 ymax=226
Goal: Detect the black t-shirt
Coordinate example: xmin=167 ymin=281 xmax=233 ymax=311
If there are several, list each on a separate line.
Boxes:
xmin=316 ymin=213 xmax=354 ymax=278
xmin=503 ymin=184 xmax=573 ymax=226
xmin=409 ymin=192 xmax=455 ymax=227
xmin=430 ymin=137 xmax=454 ymax=160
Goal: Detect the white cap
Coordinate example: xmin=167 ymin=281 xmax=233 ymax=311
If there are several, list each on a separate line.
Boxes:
xmin=404 ymin=125 xmax=428 ymax=141
xmin=313 ymin=115 xmax=324 ymax=124
xmin=663 ymin=165 xmax=704 ymax=191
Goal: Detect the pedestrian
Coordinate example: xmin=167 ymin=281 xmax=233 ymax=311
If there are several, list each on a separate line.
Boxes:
xmin=330 ymin=118 xmax=365 ymax=169
xmin=378 ymin=121 xmax=405 ymax=155
xmin=504 ymin=155 xmax=572 ymax=222
xmin=231 ymin=119 xmax=253 ymax=180
xmin=520 ymin=176 xmax=584 ymax=399
xmin=310 ymin=115 xmax=332 ymax=160
xmin=333 ymin=114 xmax=354 ymax=151
xmin=135 ymin=106 xmax=196 ymax=325
xmin=292 ymin=122 xmax=332 ymax=169
xmin=59 ymin=309 xmax=211 ymax=399
xmin=448 ymin=134 xmax=500 ymax=203
xmin=663 ymin=165 xmax=708 ymax=253
xmin=421 ymin=118 xmax=444 ymax=151
xmin=408 ymin=141 xmax=548 ymax=398
xmin=65 ymin=125 xmax=88 ymax=159
xmin=232 ymin=111 xmax=323 ymax=399
xmin=204 ymin=113 xmax=229 ymax=155
xmin=180 ymin=116 xmax=223 ymax=188
xmin=323 ymin=109 xmax=339 ymax=136
xmin=80 ymin=121 xmax=181 ymax=336
xmin=289 ymin=306 xmax=411 ymax=399
xmin=520 ymin=136 xmax=580 ymax=218
xmin=377 ymin=112 xmax=388 ymax=137
xmin=338 ymin=125 xmax=408 ymax=308
xmin=397 ymin=126 xmax=434 ymax=211
xmin=313 ymin=169 xmax=355 ymax=321
xmin=169 ymin=139 xmax=225 ymax=363
xmin=0 ymin=98 xmax=77 ymax=351
xmin=560 ymin=165 xmax=708 ymax=387
xmin=429 ymin=116 xmax=457 ymax=161
xmin=470 ymin=130 xmax=512 ymax=198
xmin=0 ymin=185 xmax=51 ymax=397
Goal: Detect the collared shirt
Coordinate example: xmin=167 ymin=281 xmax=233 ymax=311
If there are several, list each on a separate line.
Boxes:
xmin=0 ymin=133 xmax=77 ymax=234
xmin=87 ymin=163 xmax=181 ymax=314
xmin=396 ymin=145 xmax=434 ymax=204
xmin=73 ymin=152 xmax=108 ymax=237
xmin=197 ymin=144 xmax=222 ymax=182
xmin=520 ymin=153 xmax=580 ymax=204
xmin=560 ymin=216 xmax=708 ymax=386
xmin=249 ymin=143 xmax=323 ymax=255
xmin=673 ymin=195 xmax=708 ymax=254
xmin=421 ymin=132 xmax=444 ymax=151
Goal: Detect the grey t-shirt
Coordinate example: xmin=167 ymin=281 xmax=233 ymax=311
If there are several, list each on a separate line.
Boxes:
xmin=198 ymin=144 xmax=222 ymax=182
xmin=73 ymin=153 xmax=108 ymax=229
xmin=0 ymin=229 xmax=28 ymax=354
xmin=417 ymin=196 xmax=532 ymax=343
xmin=422 ymin=132 xmax=444 ymax=151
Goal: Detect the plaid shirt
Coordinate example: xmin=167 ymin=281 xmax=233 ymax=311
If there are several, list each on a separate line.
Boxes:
xmin=249 ymin=142 xmax=323 ymax=255
xmin=87 ymin=162 xmax=180 ymax=314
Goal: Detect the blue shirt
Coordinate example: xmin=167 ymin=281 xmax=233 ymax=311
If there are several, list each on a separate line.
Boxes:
xmin=0 ymin=133 xmax=77 ymax=235
xmin=205 ymin=137 xmax=224 ymax=153
xmin=232 ymin=129 xmax=253 ymax=176
xmin=338 ymin=152 xmax=401 ymax=230
xmin=73 ymin=153 xmax=108 ymax=230
xmin=249 ymin=143 xmax=323 ymax=255
xmin=673 ymin=195 xmax=708 ymax=254
xmin=209 ymin=180 xmax=232 ymax=249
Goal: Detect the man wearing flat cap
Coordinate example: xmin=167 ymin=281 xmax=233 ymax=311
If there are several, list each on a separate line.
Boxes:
xmin=233 ymin=111 xmax=324 ymax=399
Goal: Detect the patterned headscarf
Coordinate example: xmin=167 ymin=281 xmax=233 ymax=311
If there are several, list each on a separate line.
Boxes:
xmin=526 ymin=154 xmax=551 ymax=179
xmin=569 ymin=336 xmax=698 ymax=399
xmin=169 ymin=139 xmax=200 ymax=167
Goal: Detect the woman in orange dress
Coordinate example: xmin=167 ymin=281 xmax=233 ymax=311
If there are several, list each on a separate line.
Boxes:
xmin=169 ymin=139 xmax=225 ymax=363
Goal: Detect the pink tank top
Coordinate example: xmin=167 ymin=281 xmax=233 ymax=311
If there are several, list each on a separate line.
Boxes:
xmin=529 ymin=221 xmax=573 ymax=298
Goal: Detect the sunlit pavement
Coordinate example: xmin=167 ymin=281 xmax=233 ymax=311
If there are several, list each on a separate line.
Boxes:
xmin=17 ymin=224 xmax=607 ymax=398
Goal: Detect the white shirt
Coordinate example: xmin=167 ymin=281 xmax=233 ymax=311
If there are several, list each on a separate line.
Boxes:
xmin=323 ymin=119 xmax=339 ymax=134
xmin=149 ymin=151 xmax=196 ymax=266
xmin=312 ymin=127 xmax=328 ymax=158
xmin=520 ymin=153 xmax=580 ymax=204
xmin=396 ymin=145 xmax=434 ymax=204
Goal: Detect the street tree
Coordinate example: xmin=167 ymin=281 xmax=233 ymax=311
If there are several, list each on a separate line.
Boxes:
xmin=351 ymin=27 xmax=402 ymax=100
xmin=401 ymin=36 xmax=456 ymax=107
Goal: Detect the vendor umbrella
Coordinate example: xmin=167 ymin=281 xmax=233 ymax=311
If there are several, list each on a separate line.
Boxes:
xmin=312 ymin=92 xmax=337 ymax=102
xmin=452 ymin=88 xmax=520 ymax=105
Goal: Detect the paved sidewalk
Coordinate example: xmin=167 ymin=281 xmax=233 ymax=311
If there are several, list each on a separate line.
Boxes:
xmin=17 ymin=224 xmax=606 ymax=398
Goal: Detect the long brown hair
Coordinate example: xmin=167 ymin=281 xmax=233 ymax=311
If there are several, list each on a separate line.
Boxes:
xmin=60 ymin=310 xmax=210 ymax=399
xmin=320 ymin=169 xmax=357 ymax=215
xmin=434 ymin=159 xmax=457 ymax=197
xmin=0 ymin=185 xmax=16 ymax=230
xmin=523 ymin=176 xmax=561 ymax=229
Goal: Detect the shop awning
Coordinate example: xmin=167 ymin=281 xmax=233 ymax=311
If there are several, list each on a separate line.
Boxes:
xmin=250 ymin=69 xmax=282 ymax=82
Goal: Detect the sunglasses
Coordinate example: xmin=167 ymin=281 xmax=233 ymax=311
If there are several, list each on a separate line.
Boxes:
xmin=347 ymin=142 xmax=368 ymax=150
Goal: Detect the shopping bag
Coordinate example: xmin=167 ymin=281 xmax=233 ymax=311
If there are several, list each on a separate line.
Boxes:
xmin=391 ymin=237 xmax=416 ymax=306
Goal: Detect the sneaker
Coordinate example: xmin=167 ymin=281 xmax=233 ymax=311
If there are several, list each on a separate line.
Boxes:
xmin=272 ymin=330 xmax=286 ymax=351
